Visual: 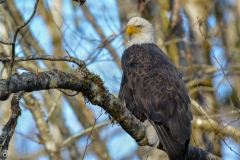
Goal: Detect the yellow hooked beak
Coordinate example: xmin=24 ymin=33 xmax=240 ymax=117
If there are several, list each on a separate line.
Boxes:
xmin=126 ymin=25 xmax=141 ymax=35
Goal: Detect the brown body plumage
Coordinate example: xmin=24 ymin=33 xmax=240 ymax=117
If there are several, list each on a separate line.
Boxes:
xmin=119 ymin=43 xmax=192 ymax=160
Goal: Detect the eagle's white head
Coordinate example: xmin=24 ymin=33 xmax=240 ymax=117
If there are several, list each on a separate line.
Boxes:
xmin=126 ymin=17 xmax=155 ymax=48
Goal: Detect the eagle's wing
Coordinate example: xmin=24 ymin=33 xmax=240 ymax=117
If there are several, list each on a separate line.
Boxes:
xmin=119 ymin=44 xmax=192 ymax=160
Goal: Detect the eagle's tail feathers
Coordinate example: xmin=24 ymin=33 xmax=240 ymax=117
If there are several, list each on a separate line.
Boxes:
xmin=149 ymin=120 xmax=186 ymax=160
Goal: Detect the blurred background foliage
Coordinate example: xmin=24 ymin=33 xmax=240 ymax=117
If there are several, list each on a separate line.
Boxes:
xmin=0 ymin=0 xmax=240 ymax=159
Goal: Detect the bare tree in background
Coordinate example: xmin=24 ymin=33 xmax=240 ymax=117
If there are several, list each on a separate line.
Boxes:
xmin=0 ymin=0 xmax=239 ymax=159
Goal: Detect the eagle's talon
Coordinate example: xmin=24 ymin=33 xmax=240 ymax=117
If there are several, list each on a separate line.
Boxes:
xmin=136 ymin=137 xmax=148 ymax=146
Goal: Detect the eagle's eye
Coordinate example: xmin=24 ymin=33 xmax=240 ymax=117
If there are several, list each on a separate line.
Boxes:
xmin=135 ymin=25 xmax=143 ymax=29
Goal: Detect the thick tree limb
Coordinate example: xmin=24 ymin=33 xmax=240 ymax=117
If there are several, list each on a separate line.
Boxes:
xmin=0 ymin=68 xmax=222 ymax=159
xmin=0 ymin=54 xmax=112 ymax=159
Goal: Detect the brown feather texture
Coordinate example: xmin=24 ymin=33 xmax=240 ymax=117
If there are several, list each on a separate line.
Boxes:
xmin=119 ymin=43 xmax=193 ymax=160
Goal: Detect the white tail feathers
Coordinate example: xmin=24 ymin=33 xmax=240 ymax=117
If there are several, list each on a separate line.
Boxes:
xmin=143 ymin=119 xmax=159 ymax=147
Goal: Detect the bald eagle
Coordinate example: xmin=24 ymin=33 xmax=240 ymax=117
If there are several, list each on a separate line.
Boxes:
xmin=119 ymin=17 xmax=193 ymax=160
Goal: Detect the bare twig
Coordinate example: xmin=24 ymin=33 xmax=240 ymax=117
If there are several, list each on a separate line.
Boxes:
xmin=189 ymin=86 xmax=215 ymax=96
xmin=220 ymin=137 xmax=240 ymax=156
xmin=64 ymin=96 xmax=112 ymax=159
xmin=192 ymin=116 xmax=240 ymax=140
xmin=191 ymin=98 xmax=209 ymax=117
xmin=81 ymin=5 xmax=121 ymax=69
xmin=46 ymin=93 xmax=62 ymax=122
xmin=0 ymin=41 xmax=12 ymax=45
xmin=8 ymin=0 xmax=39 ymax=84
xmin=197 ymin=16 xmax=240 ymax=102
xmin=82 ymin=109 xmax=102 ymax=159
xmin=0 ymin=55 xmax=86 ymax=68
xmin=62 ymin=121 xmax=111 ymax=147
xmin=84 ymin=31 xmax=120 ymax=64
xmin=205 ymin=110 xmax=240 ymax=118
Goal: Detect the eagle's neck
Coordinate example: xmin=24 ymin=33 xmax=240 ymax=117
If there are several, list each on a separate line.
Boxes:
xmin=126 ymin=33 xmax=155 ymax=49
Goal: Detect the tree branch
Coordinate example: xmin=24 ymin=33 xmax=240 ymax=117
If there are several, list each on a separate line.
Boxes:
xmin=81 ymin=5 xmax=121 ymax=69
xmin=0 ymin=65 xmax=222 ymax=159
xmin=61 ymin=121 xmax=111 ymax=147
xmin=0 ymin=0 xmax=6 ymax=4
xmin=0 ymin=55 xmax=85 ymax=68
xmin=7 ymin=0 xmax=39 ymax=85
xmin=192 ymin=116 xmax=240 ymax=140
xmin=0 ymin=92 xmax=23 ymax=160
xmin=23 ymin=94 xmax=62 ymax=159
